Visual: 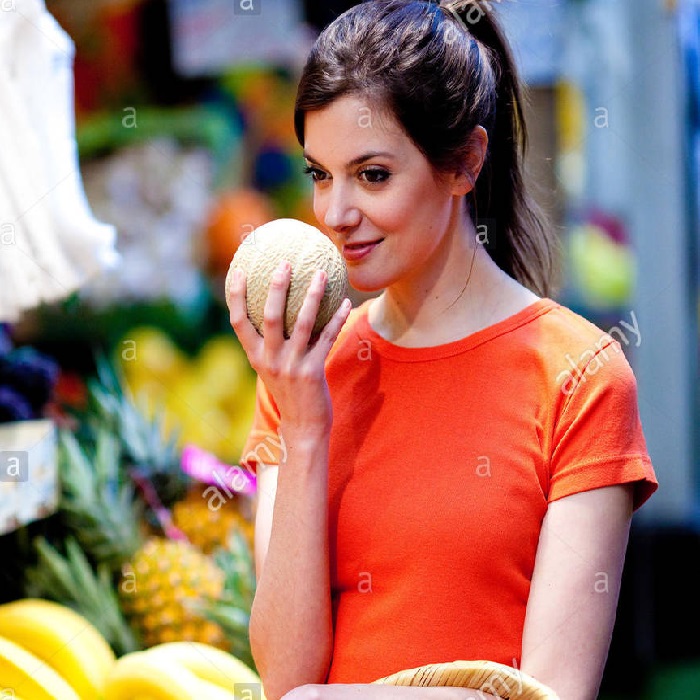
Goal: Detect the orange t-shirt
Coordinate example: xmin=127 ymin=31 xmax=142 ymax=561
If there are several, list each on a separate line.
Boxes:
xmin=240 ymin=297 xmax=658 ymax=684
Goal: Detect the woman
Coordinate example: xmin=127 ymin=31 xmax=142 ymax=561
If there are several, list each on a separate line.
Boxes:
xmin=228 ymin=2 xmax=658 ymax=698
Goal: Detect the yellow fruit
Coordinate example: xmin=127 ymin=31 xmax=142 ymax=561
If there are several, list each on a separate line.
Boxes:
xmin=104 ymin=651 xmax=202 ymax=700
xmin=0 ymin=598 xmax=115 ymax=700
xmin=144 ymin=642 xmax=263 ymax=695
xmin=119 ymin=538 xmax=228 ymax=649
xmin=173 ymin=484 xmax=255 ymax=555
xmin=195 ymin=336 xmax=250 ymax=383
xmin=191 ymin=677 xmax=239 ymax=700
xmin=119 ymin=326 xmax=188 ymax=386
xmin=0 ymin=634 xmax=81 ymax=700
xmin=225 ymin=218 xmax=348 ymax=338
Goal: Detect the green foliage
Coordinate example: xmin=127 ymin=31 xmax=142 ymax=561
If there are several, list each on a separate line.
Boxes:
xmin=24 ymin=537 xmax=141 ymax=657
xmin=198 ymin=529 xmax=257 ymax=670
xmin=86 ymin=354 xmax=190 ymax=507
xmin=58 ymin=427 xmax=144 ymax=572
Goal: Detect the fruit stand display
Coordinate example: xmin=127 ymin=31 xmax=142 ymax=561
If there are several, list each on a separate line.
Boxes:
xmin=0 ymin=5 xmax=326 ymax=698
xmin=0 ymin=324 xmax=263 ymax=698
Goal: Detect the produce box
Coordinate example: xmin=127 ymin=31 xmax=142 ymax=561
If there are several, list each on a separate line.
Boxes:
xmin=0 ymin=419 xmax=58 ymax=535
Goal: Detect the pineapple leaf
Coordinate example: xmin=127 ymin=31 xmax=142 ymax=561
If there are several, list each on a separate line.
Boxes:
xmin=95 ymin=350 xmax=124 ymax=397
xmin=25 ymin=536 xmax=141 ymax=657
xmin=26 ymin=537 xmax=76 ymax=600
xmin=198 ymin=531 xmax=257 ymax=670
xmin=59 ymin=427 xmax=144 ymax=571
xmin=94 ymin=427 xmax=121 ymax=489
xmin=85 ymin=357 xmax=189 ymax=507
xmin=58 ymin=430 xmax=94 ymax=504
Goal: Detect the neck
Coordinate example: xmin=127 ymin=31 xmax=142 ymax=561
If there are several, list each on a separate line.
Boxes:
xmin=370 ymin=219 xmax=533 ymax=347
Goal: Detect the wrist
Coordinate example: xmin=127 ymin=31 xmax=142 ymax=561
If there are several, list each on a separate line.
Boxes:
xmin=279 ymin=421 xmax=331 ymax=459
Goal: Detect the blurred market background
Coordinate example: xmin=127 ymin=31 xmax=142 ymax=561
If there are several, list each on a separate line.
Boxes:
xmin=0 ymin=0 xmax=699 ymax=698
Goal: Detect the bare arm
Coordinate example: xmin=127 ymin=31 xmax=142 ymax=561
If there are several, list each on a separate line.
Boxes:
xmin=229 ymin=262 xmax=352 ymax=700
xmin=250 ymin=432 xmax=334 ymax=700
xmin=282 ymin=685 xmax=501 ymax=699
xmin=520 ymin=484 xmax=634 ymax=700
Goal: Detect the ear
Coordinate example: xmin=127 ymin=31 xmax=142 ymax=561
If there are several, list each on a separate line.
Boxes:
xmin=450 ymin=125 xmax=489 ymax=196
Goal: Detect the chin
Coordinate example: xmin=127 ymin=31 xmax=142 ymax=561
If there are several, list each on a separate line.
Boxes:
xmin=347 ymin=271 xmax=388 ymax=294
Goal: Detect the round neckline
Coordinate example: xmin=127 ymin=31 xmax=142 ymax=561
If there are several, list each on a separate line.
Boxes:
xmin=353 ymin=297 xmax=559 ymax=362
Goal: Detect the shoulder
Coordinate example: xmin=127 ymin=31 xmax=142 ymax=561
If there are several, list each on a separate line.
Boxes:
xmin=500 ymin=299 xmax=639 ymax=390
xmin=326 ymin=297 xmax=374 ymax=362
xmin=529 ymin=300 xmax=633 ymax=353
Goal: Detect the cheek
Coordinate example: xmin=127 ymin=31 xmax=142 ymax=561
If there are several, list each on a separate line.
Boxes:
xmin=311 ymin=189 xmax=322 ymax=219
xmin=362 ymin=188 xmax=424 ymax=232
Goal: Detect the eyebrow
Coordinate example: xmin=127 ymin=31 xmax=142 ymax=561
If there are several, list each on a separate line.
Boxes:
xmin=302 ymin=151 xmax=395 ymax=168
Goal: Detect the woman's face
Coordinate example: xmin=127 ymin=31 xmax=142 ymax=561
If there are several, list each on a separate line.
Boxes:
xmin=303 ymin=94 xmax=469 ymax=293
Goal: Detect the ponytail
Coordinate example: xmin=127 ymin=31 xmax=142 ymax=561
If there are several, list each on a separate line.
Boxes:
xmin=442 ymin=0 xmax=560 ymax=296
xmin=294 ymin=0 xmax=561 ymax=297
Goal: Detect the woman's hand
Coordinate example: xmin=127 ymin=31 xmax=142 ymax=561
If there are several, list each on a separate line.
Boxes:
xmin=280 ymin=685 xmax=503 ymax=699
xmin=229 ymin=260 xmax=352 ymax=438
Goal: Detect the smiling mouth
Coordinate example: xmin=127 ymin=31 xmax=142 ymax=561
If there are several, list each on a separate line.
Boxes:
xmin=345 ymin=239 xmax=383 ymax=249
xmin=342 ymin=239 xmax=384 ymax=262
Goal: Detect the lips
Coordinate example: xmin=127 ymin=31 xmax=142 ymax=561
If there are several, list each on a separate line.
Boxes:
xmin=342 ymin=238 xmax=384 ymax=262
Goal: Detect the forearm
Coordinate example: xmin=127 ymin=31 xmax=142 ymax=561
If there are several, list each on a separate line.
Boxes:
xmin=249 ymin=429 xmax=333 ymax=700
xmin=284 ymin=685 xmax=501 ymax=700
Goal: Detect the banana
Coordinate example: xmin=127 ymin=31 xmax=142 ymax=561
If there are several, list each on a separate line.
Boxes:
xmin=143 ymin=642 xmax=265 ymax=698
xmin=0 ymin=634 xmax=82 ymax=700
xmin=0 ymin=598 xmax=115 ymax=699
xmin=192 ymin=677 xmax=238 ymax=700
xmin=104 ymin=651 xmax=202 ymax=700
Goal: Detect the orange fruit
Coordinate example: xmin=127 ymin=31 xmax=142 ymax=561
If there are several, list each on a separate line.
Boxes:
xmin=204 ymin=188 xmax=276 ymax=275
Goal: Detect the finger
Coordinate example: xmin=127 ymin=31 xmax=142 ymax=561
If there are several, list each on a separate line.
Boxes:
xmin=308 ymin=296 xmax=353 ymax=359
xmin=228 ymin=268 xmax=262 ymax=352
xmin=262 ymin=260 xmax=291 ymax=353
xmin=288 ymin=270 xmax=328 ymax=353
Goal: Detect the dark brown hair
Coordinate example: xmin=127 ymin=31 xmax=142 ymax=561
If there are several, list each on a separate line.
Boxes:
xmin=294 ymin=0 xmax=560 ymax=297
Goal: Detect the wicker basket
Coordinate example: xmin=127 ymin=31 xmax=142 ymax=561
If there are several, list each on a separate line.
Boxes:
xmin=372 ymin=660 xmax=560 ymax=699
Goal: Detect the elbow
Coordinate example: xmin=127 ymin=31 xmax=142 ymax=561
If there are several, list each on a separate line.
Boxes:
xmin=249 ymin=619 xmax=331 ymax=700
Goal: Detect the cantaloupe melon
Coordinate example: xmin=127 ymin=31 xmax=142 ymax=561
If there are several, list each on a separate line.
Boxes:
xmin=225 ymin=218 xmax=348 ymax=338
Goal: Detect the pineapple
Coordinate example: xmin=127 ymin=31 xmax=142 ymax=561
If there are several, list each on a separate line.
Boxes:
xmin=51 ymin=354 xmax=255 ymax=658
xmin=119 ymin=538 xmax=228 ymax=649
xmin=172 ymin=484 xmax=255 ymax=555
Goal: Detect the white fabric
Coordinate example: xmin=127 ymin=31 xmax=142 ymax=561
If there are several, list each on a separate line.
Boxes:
xmin=0 ymin=0 xmax=119 ymax=322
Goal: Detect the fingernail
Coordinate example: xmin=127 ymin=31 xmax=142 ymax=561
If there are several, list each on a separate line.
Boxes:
xmin=272 ymin=263 xmax=287 ymax=283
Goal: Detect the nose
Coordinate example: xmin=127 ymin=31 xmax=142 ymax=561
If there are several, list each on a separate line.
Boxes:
xmin=319 ymin=182 xmax=361 ymax=232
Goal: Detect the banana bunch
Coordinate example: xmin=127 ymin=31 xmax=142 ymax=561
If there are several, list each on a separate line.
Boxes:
xmin=105 ymin=642 xmax=266 ymax=700
xmin=0 ymin=598 xmax=264 ymax=699
xmin=0 ymin=598 xmax=116 ymax=700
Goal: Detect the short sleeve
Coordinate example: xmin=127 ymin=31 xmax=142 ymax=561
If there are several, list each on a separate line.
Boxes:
xmin=239 ymin=376 xmax=284 ymax=474
xmin=549 ymin=344 xmax=658 ymax=511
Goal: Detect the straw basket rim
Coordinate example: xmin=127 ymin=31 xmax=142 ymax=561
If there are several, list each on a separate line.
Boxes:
xmin=372 ymin=660 xmax=560 ymax=699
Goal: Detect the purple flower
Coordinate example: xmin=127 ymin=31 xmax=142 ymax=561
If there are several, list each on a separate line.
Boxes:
xmin=0 ymin=347 xmax=59 ymax=412
xmin=0 ymin=325 xmax=12 ymax=356
xmin=0 ymin=386 xmax=34 ymax=423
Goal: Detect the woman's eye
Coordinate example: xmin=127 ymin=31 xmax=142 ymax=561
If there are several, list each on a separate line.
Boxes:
xmin=302 ymin=165 xmax=327 ymax=182
xmin=360 ymin=168 xmax=390 ymax=184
